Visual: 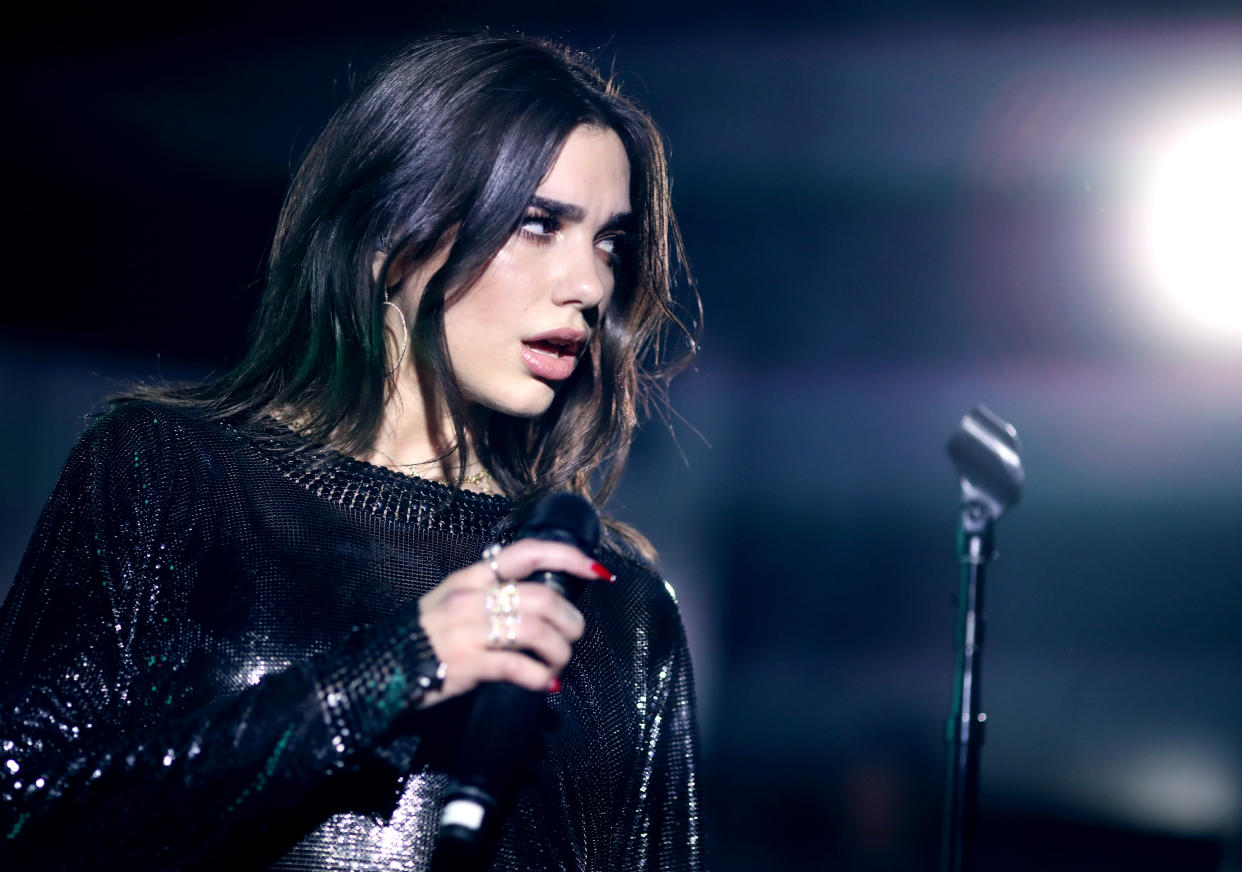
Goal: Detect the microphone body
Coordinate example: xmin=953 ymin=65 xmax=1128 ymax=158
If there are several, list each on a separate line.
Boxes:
xmin=433 ymin=493 xmax=600 ymax=869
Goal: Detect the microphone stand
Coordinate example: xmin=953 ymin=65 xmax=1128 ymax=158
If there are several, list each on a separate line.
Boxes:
xmin=940 ymin=500 xmax=993 ymax=872
xmin=940 ymin=406 xmax=1023 ymax=872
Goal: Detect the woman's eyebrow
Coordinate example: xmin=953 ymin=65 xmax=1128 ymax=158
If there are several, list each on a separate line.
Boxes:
xmin=531 ymin=196 xmax=632 ymax=230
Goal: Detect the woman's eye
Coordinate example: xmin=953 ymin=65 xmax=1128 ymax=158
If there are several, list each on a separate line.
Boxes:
xmin=597 ymin=234 xmax=625 ymax=268
xmin=518 ymin=213 xmax=558 ymax=241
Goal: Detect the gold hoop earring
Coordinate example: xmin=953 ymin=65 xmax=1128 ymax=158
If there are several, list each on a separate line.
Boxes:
xmin=383 ymin=290 xmax=409 ymax=376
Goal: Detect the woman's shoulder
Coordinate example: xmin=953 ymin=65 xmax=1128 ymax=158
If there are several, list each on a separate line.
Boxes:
xmin=70 ymin=399 xmax=245 ymax=486
xmin=587 ymin=545 xmax=692 ymax=688
xmin=82 ymin=398 xmax=218 ymax=443
xmin=602 ymin=544 xmax=685 ymax=627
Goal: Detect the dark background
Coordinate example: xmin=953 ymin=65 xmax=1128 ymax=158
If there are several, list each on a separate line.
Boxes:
xmin=3 ymin=3 xmax=1240 ymax=869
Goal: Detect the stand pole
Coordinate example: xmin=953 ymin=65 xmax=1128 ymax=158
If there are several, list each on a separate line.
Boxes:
xmin=940 ymin=501 xmax=993 ymax=872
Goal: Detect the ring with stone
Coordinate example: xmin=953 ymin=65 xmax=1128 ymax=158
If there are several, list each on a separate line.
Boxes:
xmin=485 ymin=580 xmax=521 ymax=649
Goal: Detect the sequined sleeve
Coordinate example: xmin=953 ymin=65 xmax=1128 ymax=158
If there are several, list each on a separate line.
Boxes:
xmin=646 ymin=601 xmax=705 ymax=870
xmin=0 ymin=410 xmax=443 ymax=868
xmin=609 ymin=569 xmax=706 ymax=871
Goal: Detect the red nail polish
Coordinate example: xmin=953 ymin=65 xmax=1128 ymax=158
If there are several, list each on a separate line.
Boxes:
xmin=590 ymin=562 xmax=616 ymax=583
xmin=547 ymin=677 xmax=562 ymax=693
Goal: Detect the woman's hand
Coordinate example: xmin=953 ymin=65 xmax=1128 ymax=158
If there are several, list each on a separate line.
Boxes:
xmin=416 ymin=540 xmax=610 ymax=707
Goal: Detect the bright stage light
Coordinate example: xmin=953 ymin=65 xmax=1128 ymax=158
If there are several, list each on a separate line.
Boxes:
xmin=1132 ymin=101 xmax=1242 ymax=342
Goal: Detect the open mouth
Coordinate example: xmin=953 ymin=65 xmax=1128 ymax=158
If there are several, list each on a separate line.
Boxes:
xmin=520 ymin=332 xmax=586 ymax=382
xmin=523 ymin=338 xmax=582 ymax=359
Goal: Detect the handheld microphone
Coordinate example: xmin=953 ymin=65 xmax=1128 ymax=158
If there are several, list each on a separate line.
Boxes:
xmin=432 ymin=493 xmax=601 ymax=868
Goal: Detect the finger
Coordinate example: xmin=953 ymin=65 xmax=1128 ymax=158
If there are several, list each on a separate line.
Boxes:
xmin=492 ymin=540 xmax=613 ymax=584
xmin=418 ymin=584 xmax=486 ymax=630
xmin=506 ymin=617 xmax=574 ymax=671
xmin=479 ymin=650 xmax=561 ymax=693
xmin=424 ymin=585 xmax=578 ymax=654
xmin=513 ymin=583 xmax=585 ymax=642
xmin=435 ymin=563 xmax=500 ymax=594
xmin=470 ymin=589 xmax=574 ymax=670
xmin=426 ymin=589 xmax=573 ymax=664
xmin=420 ymin=651 xmax=558 ymax=709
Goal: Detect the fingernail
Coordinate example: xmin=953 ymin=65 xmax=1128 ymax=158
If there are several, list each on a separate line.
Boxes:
xmin=547 ymin=677 xmax=562 ymax=693
xmin=590 ymin=562 xmax=616 ymax=583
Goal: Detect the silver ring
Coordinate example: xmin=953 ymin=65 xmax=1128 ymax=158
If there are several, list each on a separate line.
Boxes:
xmin=482 ymin=543 xmax=503 ymax=584
xmin=485 ymin=580 xmax=521 ymax=649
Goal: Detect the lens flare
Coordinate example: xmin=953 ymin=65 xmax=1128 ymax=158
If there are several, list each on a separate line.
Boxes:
xmin=1134 ymin=103 xmax=1242 ymax=341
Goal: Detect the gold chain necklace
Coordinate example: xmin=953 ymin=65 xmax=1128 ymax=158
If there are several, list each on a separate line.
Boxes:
xmin=371 ymin=448 xmax=492 ymax=494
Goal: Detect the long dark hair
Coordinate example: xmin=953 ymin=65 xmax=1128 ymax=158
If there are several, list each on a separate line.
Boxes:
xmin=137 ymin=31 xmax=697 ymax=551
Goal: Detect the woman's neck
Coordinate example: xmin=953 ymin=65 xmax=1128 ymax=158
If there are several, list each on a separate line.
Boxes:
xmin=365 ymin=359 xmax=494 ymax=493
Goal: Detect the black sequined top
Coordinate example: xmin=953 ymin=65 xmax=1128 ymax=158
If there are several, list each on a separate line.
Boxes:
xmin=0 ymin=401 xmax=703 ymax=870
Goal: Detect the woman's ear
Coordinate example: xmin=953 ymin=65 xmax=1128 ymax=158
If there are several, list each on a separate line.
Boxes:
xmin=374 ymin=233 xmax=455 ymax=304
xmin=373 ymin=249 xmax=409 ymax=291
xmin=372 ymin=250 xmax=386 ymax=286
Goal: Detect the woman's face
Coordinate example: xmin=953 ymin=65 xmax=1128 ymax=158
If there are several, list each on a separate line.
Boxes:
xmin=436 ymin=124 xmax=632 ymax=418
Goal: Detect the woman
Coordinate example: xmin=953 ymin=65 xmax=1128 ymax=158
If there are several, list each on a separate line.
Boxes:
xmin=0 ymin=32 xmax=702 ymax=870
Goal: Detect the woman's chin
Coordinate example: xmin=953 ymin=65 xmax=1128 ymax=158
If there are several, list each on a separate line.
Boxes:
xmin=469 ymin=383 xmax=558 ymax=419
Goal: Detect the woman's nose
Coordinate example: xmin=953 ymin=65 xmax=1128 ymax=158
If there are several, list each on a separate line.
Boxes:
xmin=551 ymin=238 xmax=610 ymax=310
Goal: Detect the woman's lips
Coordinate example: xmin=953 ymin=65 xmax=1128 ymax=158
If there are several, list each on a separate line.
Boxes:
xmin=521 ymin=335 xmax=583 ymax=381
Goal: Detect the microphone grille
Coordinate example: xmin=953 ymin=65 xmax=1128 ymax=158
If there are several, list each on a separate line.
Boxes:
xmin=516 ymin=493 xmax=601 ymax=552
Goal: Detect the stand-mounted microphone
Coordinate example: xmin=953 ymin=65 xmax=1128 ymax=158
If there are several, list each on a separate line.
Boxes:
xmin=432 ymin=493 xmax=601 ymax=870
xmin=940 ymin=405 xmax=1024 ymax=872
